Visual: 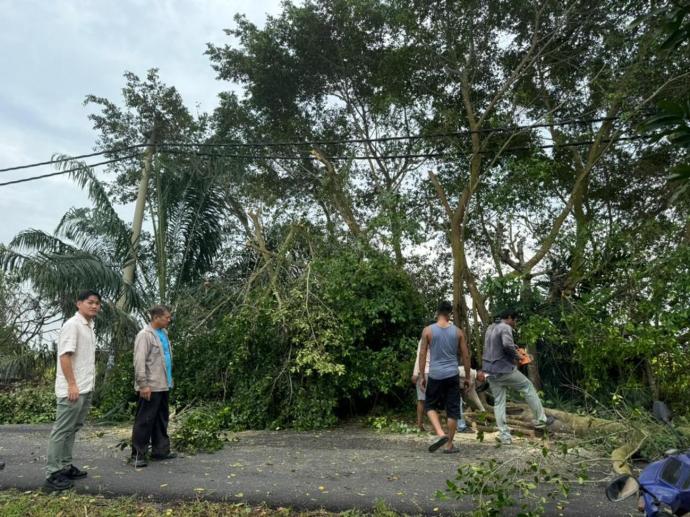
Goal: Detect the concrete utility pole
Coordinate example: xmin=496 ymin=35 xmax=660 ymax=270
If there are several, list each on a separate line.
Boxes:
xmin=116 ymin=121 xmax=158 ymax=311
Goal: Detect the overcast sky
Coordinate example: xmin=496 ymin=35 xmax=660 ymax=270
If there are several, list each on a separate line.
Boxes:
xmin=0 ymin=0 xmax=282 ymax=245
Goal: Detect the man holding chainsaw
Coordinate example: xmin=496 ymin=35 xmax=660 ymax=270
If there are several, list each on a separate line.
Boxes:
xmin=483 ymin=309 xmax=551 ymax=444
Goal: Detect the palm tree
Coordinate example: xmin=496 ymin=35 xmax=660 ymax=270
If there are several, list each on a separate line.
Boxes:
xmin=0 ymin=164 xmax=144 ymax=361
xmin=1 ymin=68 xmax=230 ymax=374
xmin=0 ymin=152 xmax=227 ymax=365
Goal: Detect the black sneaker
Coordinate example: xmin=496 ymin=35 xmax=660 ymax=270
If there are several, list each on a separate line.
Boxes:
xmin=151 ymin=452 xmax=177 ymax=461
xmin=475 ymin=382 xmax=490 ymax=394
xmin=61 ymin=464 xmax=87 ymax=479
xmin=43 ymin=472 xmax=74 ymax=492
xmin=130 ymin=456 xmax=148 ymax=468
xmin=535 ymin=415 xmax=556 ymax=430
xmin=0 ymin=460 xmax=5 ymax=470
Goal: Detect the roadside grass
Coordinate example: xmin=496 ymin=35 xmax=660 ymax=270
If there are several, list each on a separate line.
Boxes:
xmin=0 ymin=490 xmax=402 ymax=517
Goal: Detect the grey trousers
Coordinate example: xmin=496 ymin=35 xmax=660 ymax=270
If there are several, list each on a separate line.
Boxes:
xmin=46 ymin=392 xmax=92 ymax=477
xmin=488 ymin=369 xmax=546 ymax=441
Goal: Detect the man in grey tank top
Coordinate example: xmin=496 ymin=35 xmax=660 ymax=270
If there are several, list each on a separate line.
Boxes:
xmin=418 ymin=301 xmax=472 ymax=453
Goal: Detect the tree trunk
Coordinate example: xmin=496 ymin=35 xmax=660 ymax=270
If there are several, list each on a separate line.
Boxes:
xmin=562 ymin=176 xmax=590 ymax=297
xmin=311 ymin=148 xmax=364 ymax=241
xmin=526 ymin=344 xmax=543 ymax=391
xmin=153 ymin=163 xmax=167 ymax=303
xmin=390 ymin=199 xmax=404 ymax=268
xmin=449 ymin=220 xmax=467 ymax=329
xmin=519 ymin=275 xmax=542 ymax=389
xmin=117 ymin=123 xmax=158 ymax=312
xmin=643 ymin=358 xmax=660 ymax=400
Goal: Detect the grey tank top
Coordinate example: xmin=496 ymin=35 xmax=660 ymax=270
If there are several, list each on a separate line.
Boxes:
xmin=429 ymin=323 xmax=459 ymax=380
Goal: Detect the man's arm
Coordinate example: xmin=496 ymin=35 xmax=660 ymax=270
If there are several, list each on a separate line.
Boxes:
xmin=60 ymin=353 xmax=80 ymax=401
xmin=500 ymin=325 xmax=519 ymax=362
xmin=133 ymin=332 xmax=151 ymax=400
xmin=57 ymin=323 xmax=80 ymax=401
xmin=457 ymin=328 xmax=471 ymax=388
xmin=418 ymin=327 xmax=431 ymax=389
xmin=412 ymin=339 xmax=422 ymax=383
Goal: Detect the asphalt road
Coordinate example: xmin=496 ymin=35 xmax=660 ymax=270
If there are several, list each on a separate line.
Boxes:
xmin=0 ymin=423 xmax=638 ymax=515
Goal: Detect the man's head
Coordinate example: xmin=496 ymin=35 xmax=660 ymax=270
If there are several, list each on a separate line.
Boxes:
xmin=149 ymin=305 xmax=172 ymax=330
xmin=499 ymin=309 xmax=519 ymax=328
xmin=76 ymin=290 xmax=102 ymax=321
xmin=436 ymin=300 xmax=453 ymax=321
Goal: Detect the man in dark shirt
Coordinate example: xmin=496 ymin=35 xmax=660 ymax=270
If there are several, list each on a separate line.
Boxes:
xmin=483 ymin=309 xmax=549 ymax=444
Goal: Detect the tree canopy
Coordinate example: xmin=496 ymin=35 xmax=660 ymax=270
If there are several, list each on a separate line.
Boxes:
xmin=1 ymin=0 xmax=689 ymax=426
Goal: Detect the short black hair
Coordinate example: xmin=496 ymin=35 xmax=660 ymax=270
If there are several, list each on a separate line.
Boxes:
xmin=437 ymin=300 xmax=453 ymax=317
xmin=149 ymin=304 xmax=171 ymax=320
xmin=499 ymin=308 xmax=519 ymax=320
xmin=77 ymin=289 xmax=101 ymax=302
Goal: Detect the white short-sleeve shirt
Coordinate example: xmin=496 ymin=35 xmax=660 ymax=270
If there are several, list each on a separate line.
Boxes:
xmin=55 ymin=312 xmax=96 ymax=398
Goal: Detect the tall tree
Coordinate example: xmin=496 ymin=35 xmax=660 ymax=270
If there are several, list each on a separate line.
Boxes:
xmin=85 ymin=69 xmax=226 ymax=306
xmin=207 ymin=0 xmax=430 ymax=266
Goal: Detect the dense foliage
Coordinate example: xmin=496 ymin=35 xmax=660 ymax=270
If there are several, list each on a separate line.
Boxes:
xmin=0 ymin=385 xmax=55 ymax=424
xmin=1 ymin=0 xmax=689 ymax=428
xmin=172 ymin=247 xmax=423 ymax=430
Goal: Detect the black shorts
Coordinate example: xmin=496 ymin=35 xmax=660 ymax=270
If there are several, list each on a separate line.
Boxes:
xmin=424 ymin=375 xmax=461 ymax=419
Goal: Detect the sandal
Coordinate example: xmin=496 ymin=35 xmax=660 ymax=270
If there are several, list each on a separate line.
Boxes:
xmin=428 ymin=435 xmax=449 ymax=452
xmin=443 ymin=446 xmax=460 ymax=454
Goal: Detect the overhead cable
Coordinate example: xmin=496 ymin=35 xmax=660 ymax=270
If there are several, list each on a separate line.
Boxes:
xmin=0 ymin=145 xmax=145 ymax=174
xmin=158 ymin=116 xmax=622 ymax=149
xmin=0 ymin=115 xmax=626 ymax=174
xmin=0 ymin=155 xmax=141 ymax=187
xmin=0 ymin=134 xmax=649 ymax=188
xmin=157 ymin=135 xmax=648 ymax=161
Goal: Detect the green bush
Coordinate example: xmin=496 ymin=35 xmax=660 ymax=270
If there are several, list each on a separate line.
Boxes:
xmin=172 ymin=249 xmax=425 ymax=431
xmin=367 ymin=415 xmax=418 ymax=434
xmin=0 ymin=384 xmax=55 ymax=424
xmin=289 ymin=384 xmax=338 ymax=430
xmin=171 ymin=405 xmax=226 ymax=454
xmin=91 ymin=352 xmax=137 ymax=422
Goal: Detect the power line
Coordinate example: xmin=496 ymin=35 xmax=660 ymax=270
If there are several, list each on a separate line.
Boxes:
xmin=0 ymin=155 xmax=141 ymax=187
xmin=158 ymin=149 xmax=448 ymax=160
xmin=158 ymin=116 xmax=623 ymax=149
xmin=0 ymin=134 xmax=649 ymax=189
xmin=0 ymin=115 xmax=642 ymax=178
xmin=0 ymin=144 xmax=145 ymax=174
xmin=157 ymin=135 xmax=648 ymax=161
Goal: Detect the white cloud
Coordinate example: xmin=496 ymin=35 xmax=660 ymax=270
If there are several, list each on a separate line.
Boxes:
xmin=0 ymin=0 xmax=283 ymax=244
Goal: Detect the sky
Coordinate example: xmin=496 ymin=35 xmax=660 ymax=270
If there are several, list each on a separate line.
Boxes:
xmin=0 ymin=0 xmax=283 ymax=245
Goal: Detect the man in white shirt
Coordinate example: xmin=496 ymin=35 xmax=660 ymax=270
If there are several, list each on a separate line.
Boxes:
xmin=458 ymin=366 xmax=487 ymax=412
xmin=412 ymin=338 xmax=431 ymax=431
xmin=44 ymin=290 xmax=100 ymax=492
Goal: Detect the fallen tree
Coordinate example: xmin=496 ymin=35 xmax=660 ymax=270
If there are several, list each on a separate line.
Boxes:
xmin=468 ymin=403 xmax=690 ymax=475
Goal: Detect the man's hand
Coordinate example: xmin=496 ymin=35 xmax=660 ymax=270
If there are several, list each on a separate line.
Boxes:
xmin=420 ymin=374 xmax=427 ymax=392
xmin=139 ymin=387 xmax=152 ymax=401
xmin=67 ymin=383 xmax=80 ymax=402
xmin=411 ymin=374 xmax=418 ymax=385
xmin=463 ymin=379 xmax=471 ymax=392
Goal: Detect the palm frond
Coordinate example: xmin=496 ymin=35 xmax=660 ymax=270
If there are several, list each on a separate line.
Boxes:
xmin=9 ymin=229 xmax=81 ymax=255
xmin=54 ymin=155 xmax=136 ymax=234
xmin=0 ymin=348 xmax=53 ymax=384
